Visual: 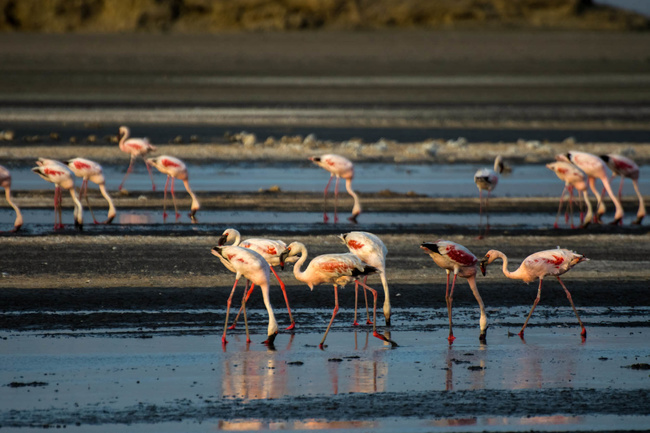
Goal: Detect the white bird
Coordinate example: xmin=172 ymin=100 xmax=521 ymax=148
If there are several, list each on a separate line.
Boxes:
xmin=146 ymin=155 xmax=200 ymax=222
xmin=211 ymin=245 xmax=278 ymax=346
xmin=546 ymin=161 xmax=593 ymax=228
xmin=600 ymin=154 xmax=645 ymax=225
xmin=309 ymin=154 xmax=362 ymax=223
xmin=66 ymin=157 xmax=116 ymax=224
xmin=480 ymin=247 xmax=588 ymax=340
xmin=0 ymin=165 xmax=23 ymax=232
xmin=218 ymin=228 xmax=296 ymax=330
xmin=32 ymin=158 xmax=83 ymax=230
xmin=421 ymin=240 xmax=487 ymax=343
xmin=474 ymin=156 xmax=505 ymax=238
xmin=340 ymin=231 xmax=391 ymax=326
xmin=281 ymin=241 xmax=397 ymax=349
xmin=118 ymin=126 xmax=157 ymax=191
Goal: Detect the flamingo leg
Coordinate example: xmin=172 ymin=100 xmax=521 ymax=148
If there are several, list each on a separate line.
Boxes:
xmin=170 ymin=177 xmax=180 ymax=220
xmin=519 ymin=278 xmax=543 ymax=338
xmin=478 ymin=189 xmax=484 ymax=238
xmin=333 ymin=176 xmax=340 ymax=223
xmin=485 ymin=190 xmax=491 ymax=237
xmin=555 ymin=185 xmax=567 ymax=229
xmin=556 ymin=276 xmax=586 ymax=338
xmin=567 ymin=185 xmax=575 ymax=228
xmin=118 ymin=155 xmax=136 ymax=191
xmin=353 ymin=280 xmax=360 ymax=326
xmin=322 ymin=175 xmax=334 ymax=223
xmin=229 ymin=282 xmax=255 ymax=329
xmin=618 ymin=176 xmax=624 ymax=201
xmin=143 ymin=156 xmax=156 ymax=191
xmin=446 ymin=271 xmax=458 ymax=343
xmin=319 ymin=285 xmax=339 ymax=349
xmin=363 ymin=275 xmax=372 ymax=325
xmin=82 ymin=179 xmax=99 ymax=224
xmin=270 ymin=267 xmax=295 ymax=330
xmin=241 ymin=280 xmax=251 ymax=344
xmin=54 ymin=186 xmax=63 ymax=230
xmin=357 ymin=280 xmax=398 ymax=347
xmin=162 ymin=175 xmax=170 ymax=221
xmin=222 ymin=278 xmax=240 ymax=344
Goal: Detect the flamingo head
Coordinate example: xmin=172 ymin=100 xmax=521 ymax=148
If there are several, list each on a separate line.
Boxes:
xmin=479 ymin=250 xmax=500 ymax=276
xmin=555 ymin=153 xmax=571 ymax=163
xmin=218 ymin=228 xmax=238 ymax=246
xmin=118 ymin=126 xmax=129 ymax=139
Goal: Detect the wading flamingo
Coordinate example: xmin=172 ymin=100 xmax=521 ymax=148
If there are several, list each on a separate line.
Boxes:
xmin=146 ymin=155 xmax=200 ymax=222
xmin=0 ymin=165 xmax=23 ymax=232
xmin=211 ymin=245 xmax=278 ymax=346
xmin=546 ymin=161 xmax=593 ymax=228
xmin=563 ymin=151 xmax=623 ymax=225
xmin=218 ymin=228 xmax=296 ymax=330
xmin=474 ymin=155 xmax=505 ymax=239
xmin=340 ymin=231 xmax=392 ymax=326
xmin=66 ymin=157 xmax=116 ymax=224
xmin=32 ymin=158 xmax=83 ymax=230
xmin=421 ymin=241 xmax=487 ymax=343
xmin=479 ymin=248 xmax=588 ymax=339
xmin=600 ymin=154 xmax=645 ymax=225
xmin=280 ymin=241 xmax=397 ymax=349
xmin=118 ymin=125 xmax=157 ymax=191
xmin=309 ymin=154 xmax=361 ymax=223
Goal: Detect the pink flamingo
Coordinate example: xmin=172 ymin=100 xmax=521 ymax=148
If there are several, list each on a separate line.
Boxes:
xmin=600 ymin=154 xmax=645 ymax=225
xmin=474 ymin=156 xmax=504 ymax=239
xmin=309 ymin=154 xmax=361 ymax=223
xmin=118 ymin=126 xmax=157 ymax=191
xmin=66 ymin=157 xmax=116 ymax=224
xmin=218 ymin=228 xmax=296 ymax=330
xmin=0 ymin=165 xmax=23 ymax=232
xmin=564 ymin=151 xmax=623 ymax=225
xmin=421 ymin=241 xmax=487 ymax=343
xmin=280 ymin=241 xmax=397 ymax=349
xmin=211 ymin=245 xmax=278 ymax=346
xmin=546 ymin=161 xmax=593 ymax=228
xmin=340 ymin=231 xmax=392 ymax=326
xmin=146 ymin=155 xmax=200 ymax=222
xmin=32 ymin=158 xmax=83 ymax=230
xmin=479 ymin=247 xmax=588 ymax=339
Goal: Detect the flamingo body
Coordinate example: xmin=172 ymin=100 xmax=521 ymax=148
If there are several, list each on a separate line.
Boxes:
xmin=32 ymin=158 xmax=83 ymax=230
xmin=310 ymin=154 xmax=361 ymax=223
xmin=421 ymin=240 xmax=487 ymax=342
xmin=147 ymin=155 xmax=200 ymax=222
xmin=118 ymin=126 xmax=157 ymax=191
xmin=211 ymin=245 xmax=278 ymax=345
xmin=66 ymin=157 xmax=116 ymax=224
xmin=480 ymin=247 xmax=588 ymax=339
xmin=0 ymin=165 xmax=23 ymax=231
xmin=546 ymin=161 xmax=593 ymax=228
xmin=600 ymin=154 xmax=645 ymax=224
xmin=340 ymin=231 xmax=392 ymax=326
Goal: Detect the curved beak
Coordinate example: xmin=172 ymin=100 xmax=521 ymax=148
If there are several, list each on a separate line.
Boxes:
xmin=479 ymin=257 xmax=488 ymax=276
xmin=279 ymin=248 xmax=291 ymax=268
xmin=217 ymin=234 xmax=228 ymax=246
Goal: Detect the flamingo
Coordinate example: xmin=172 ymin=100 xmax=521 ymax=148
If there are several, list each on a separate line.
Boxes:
xmin=32 ymin=158 xmax=83 ymax=230
xmin=546 ymin=161 xmax=593 ymax=228
xmin=280 ymin=241 xmax=397 ymax=349
xmin=118 ymin=125 xmax=157 ymax=191
xmin=474 ymin=155 xmax=505 ymax=238
xmin=563 ymin=151 xmax=624 ymax=225
xmin=218 ymin=228 xmax=296 ymax=330
xmin=309 ymin=154 xmax=361 ymax=223
xmin=600 ymin=154 xmax=645 ymax=225
xmin=146 ymin=155 xmax=200 ymax=222
xmin=211 ymin=245 xmax=278 ymax=346
xmin=340 ymin=231 xmax=392 ymax=327
xmin=479 ymin=247 xmax=588 ymax=339
xmin=0 ymin=165 xmax=23 ymax=232
xmin=420 ymin=241 xmax=488 ymax=343
xmin=66 ymin=157 xmax=116 ymax=224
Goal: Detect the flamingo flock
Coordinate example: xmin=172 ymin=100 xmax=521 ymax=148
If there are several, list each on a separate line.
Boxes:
xmin=1 ymin=126 xmax=646 ymax=348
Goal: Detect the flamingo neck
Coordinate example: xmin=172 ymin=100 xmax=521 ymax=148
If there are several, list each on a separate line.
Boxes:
xmin=632 ymin=180 xmax=646 ymax=217
xmin=5 ymin=188 xmax=22 ymax=228
xmin=98 ymin=183 xmax=116 ymax=219
xmin=345 ymin=178 xmax=361 ymax=215
xmin=68 ymin=188 xmax=83 ymax=224
xmin=258 ymin=282 xmax=278 ymax=336
xmin=291 ymin=245 xmax=311 ymax=287
xmin=183 ymin=179 xmax=200 ymax=211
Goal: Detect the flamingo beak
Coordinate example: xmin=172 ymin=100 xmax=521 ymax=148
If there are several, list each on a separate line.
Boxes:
xmin=217 ymin=234 xmax=228 ymax=246
xmin=279 ymin=248 xmax=291 ymax=266
xmin=263 ymin=331 xmax=278 ymax=346
xmin=479 ymin=257 xmax=488 ymax=276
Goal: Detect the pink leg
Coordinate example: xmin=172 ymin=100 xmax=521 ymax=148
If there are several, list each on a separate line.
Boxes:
xmin=555 ymin=185 xmax=567 ymax=229
xmin=519 ymin=279 xmax=543 ymax=338
xmin=319 ymin=286 xmax=339 ymax=349
xmin=170 ymin=177 xmax=180 ymax=220
xmin=478 ymin=190 xmax=484 ymax=239
xmin=333 ymin=177 xmax=340 ymax=223
xmin=222 ymin=278 xmax=240 ymax=344
xmin=143 ymin=157 xmax=156 ymax=191
xmin=353 ymin=280 xmax=360 ymax=326
xmin=270 ymin=267 xmax=295 ymax=329
xmin=119 ymin=155 xmax=136 ymax=191
xmin=446 ymin=271 xmax=457 ymax=343
xmin=162 ymin=175 xmax=170 ymax=221
xmin=357 ymin=280 xmax=398 ymax=347
xmin=322 ymin=175 xmax=334 ymax=223
xmin=556 ymin=276 xmax=586 ymax=339
xmin=567 ymin=186 xmax=575 ymax=228
xmin=228 ymin=282 xmax=255 ymax=329
xmin=363 ymin=275 xmax=372 ymax=325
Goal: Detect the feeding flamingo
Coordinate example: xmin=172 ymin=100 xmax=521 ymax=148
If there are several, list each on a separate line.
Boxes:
xmin=146 ymin=155 xmax=200 ymax=222
xmin=546 ymin=161 xmax=593 ymax=228
xmin=340 ymin=231 xmax=392 ymax=327
xmin=280 ymin=241 xmax=397 ymax=349
xmin=420 ymin=241 xmax=487 ymax=343
xmin=32 ymin=158 xmax=83 ymax=230
xmin=66 ymin=157 xmax=116 ymax=224
xmin=309 ymin=154 xmax=361 ymax=223
xmin=218 ymin=228 xmax=296 ymax=330
xmin=600 ymin=154 xmax=645 ymax=225
xmin=118 ymin=125 xmax=157 ymax=191
xmin=479 ymin=247 xmax=588 ymax=339
xmin=211 ymin=245 xmax=279 ymax=346
xmin=0 ymin=165 xmax=23 ymax=232
xmin=562 ymin=151 xmax=623 ymax=225
xmin=474 ymin=155 xmax=505 ymax=239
